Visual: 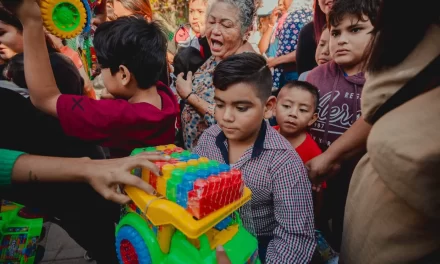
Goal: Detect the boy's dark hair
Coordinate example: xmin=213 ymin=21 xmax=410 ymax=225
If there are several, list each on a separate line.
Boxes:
xmin=94 ymin=15 xmax=167 ymax=89
xmin=213 ymin=53 xmax=272 ymax=101
xmin=281 ymin=81 xmax=320 ymax=113
xmin=173 ymin=47 xmax=204 ymax=79
xmin=6 ymin=52 xmax=84 ymax=95
xmin=328 ymin=0 xmax=380 ymax=29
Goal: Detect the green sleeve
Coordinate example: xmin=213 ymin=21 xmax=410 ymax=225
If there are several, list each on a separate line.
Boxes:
xmin=0 ymin=149 xmax=26 ymax=186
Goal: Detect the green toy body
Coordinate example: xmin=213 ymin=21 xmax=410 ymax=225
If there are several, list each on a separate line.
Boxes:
xmin=0 ymin=201 xmax=43 ymax=264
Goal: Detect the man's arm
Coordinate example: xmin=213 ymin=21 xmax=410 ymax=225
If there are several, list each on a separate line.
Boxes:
xmin=21 ymin=9 xmax=60 ymax=117
xmin=266 ymin=157 xmax=316 ymax=263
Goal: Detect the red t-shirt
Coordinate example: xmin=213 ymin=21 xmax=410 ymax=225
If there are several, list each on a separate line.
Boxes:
xmin=274 ymin=126 xmax=326 ymax=188
xmin=57 ymin=82 xmax=179 ymax=157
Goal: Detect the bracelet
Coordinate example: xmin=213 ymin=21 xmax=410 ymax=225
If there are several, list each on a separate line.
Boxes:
xmin=185 ymin=91 xmax=196 ymax=101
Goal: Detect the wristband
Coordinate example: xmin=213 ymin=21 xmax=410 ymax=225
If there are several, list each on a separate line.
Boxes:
xmin=185 ymin=91 xmax=196 ymax=100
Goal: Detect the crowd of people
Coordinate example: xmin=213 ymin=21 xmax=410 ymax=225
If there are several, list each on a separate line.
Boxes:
xmin=0 ymin=0 xmax=439 ymax=263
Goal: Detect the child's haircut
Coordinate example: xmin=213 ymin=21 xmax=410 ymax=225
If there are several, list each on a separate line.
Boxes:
xmin=280 ymin=81 xmax=320 ymax=113
xmin=213 ymin=53 xmax=272 ymax=101
xmin=173 ymin=47 xmax=205 ymax=79
xmin=5 ymin=52 xmax=84 ymax=95
xmin=93 ymin=15 xmax=167 ymax=89
xmin=328 ymin=0 xmax=380 ymax=29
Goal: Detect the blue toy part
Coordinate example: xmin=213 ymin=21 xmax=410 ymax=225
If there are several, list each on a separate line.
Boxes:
xmin=214 ymin=217 xmax=232 ymax=231
xmin=116 ymin=226 xmax=152 ymax=264
xmin=81 ymin=0 xmax=92 ymax=34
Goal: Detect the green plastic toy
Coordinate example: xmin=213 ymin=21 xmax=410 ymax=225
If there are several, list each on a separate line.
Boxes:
xmin=0 ymin=201 xmax=44 ymax=264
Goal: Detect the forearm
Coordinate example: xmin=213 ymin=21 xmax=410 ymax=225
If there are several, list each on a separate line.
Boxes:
xmin=187 ymin=94 xmax=214 ymax=122
xmin=23 ymin=19 xmax=60 ymax=116
xmin=12 ymin=154 xmax=90 ymax=183
xmin=258 ymin=26 xmax=275 ymax=54
xmin=325 ymin=117 xmax=372 ymax=163
xmin=272 ymin=50 xmax=296 ymax=66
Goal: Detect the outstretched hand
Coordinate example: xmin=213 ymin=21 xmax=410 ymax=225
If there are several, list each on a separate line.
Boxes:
xmin=84 ymin=152 xmax=170 ymax=204
xmin=305 ymin=152 xmax=341 ymax=186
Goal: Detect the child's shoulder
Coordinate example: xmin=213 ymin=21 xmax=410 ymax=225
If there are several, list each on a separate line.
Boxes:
xmin=308 ymin=61 xmax=338 ymax=80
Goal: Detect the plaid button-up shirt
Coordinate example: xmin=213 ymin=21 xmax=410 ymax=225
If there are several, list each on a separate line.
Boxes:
xmin=194 ymin=121 xmax=316 ymax=263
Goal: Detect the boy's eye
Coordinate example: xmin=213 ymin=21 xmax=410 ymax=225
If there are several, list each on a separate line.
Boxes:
xmin=351 ymin=27 xmax=362 ymax=33
xmin=282 ymin=105 xmax=291 ymax=109
xmin=300 ymin=109 xmax=308 ymax=113
xmin=236 ymin=106 xmax=248 ymax=112
xmin=215 ymin=103 xmax=224 ymax=108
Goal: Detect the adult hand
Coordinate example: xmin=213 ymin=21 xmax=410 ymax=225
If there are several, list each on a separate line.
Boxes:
xmin=269 ymin=7 xmax=282 ymax=26
xmin=305 ymin=152 xmax=341 ymax=185
xmin=216 ymin=246 xmax=232 ymax=264
xmin=176 ymin=71 xmax=193 ymax=99
xmin=267 ymin=57 xmax=276 ymax=68
xmin=84 ymin=152 xmax=170 ymax=204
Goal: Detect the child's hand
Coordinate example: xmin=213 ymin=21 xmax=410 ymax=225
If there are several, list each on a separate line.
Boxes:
xmin=84 ymin=152 xmax=169 ymax=204
xmin=176 ymin=71 xmax=193 ymax=99
xmin=8 ymin=0 xmax=43 ymax=25
xmin=216 ymin=246 xmax=232 ymax=264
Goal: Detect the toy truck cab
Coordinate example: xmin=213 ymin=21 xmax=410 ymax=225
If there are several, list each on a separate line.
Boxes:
xmin=116 ymin=145 xmax=260 ymax=264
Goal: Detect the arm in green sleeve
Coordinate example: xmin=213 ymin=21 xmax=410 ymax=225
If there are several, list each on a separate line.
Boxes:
xmin=0 ymin=149 xmax=26 ymax=186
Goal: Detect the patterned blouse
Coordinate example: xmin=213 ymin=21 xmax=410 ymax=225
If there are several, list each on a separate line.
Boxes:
xmin=181 ymin=56 xmax=218 ymax=150
xmin=272 ymin=9 xmax=313 ymax=89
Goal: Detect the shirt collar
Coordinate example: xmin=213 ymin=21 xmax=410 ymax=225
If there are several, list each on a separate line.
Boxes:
xmin=215 ymin=121 xmax=267 ymax=164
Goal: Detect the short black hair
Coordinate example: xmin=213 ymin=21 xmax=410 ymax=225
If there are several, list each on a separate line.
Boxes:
xmin=328 ymin=0 xmax=380 ymax=29
xmin=280 ymin=81 xmax=320 ymax=113
xmin=93 ymin=15 xmax=167 ymax=89
xmin=0 ymin=7 xmax=23 ymax=31
xmin=173 ymin=47 xmax=205 ymax=79
xmin=213 ymin=53 xmax=272 ymax=101
xmin=6 ymin=52 xmax=84 ymax=95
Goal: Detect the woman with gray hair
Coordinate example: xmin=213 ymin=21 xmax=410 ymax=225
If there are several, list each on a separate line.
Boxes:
xmin=176 ymin=0 xmax=256 ymax=150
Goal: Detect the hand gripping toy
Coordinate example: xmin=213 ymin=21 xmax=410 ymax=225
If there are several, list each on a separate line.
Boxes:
xmin=116 ymin=145 xmax=261 ymax=264
xmin=40 ymin=0 xmax=96 ymax=39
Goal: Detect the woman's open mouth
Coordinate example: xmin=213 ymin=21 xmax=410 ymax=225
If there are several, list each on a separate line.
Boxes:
xmin=210 ymin=39 xmax=224 ymax=52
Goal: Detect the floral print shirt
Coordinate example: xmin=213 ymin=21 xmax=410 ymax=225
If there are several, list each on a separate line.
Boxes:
xmin=272 ymin=9 xmax=313 ymax=89
xmin=181 ymin=56 xmax=218 ymax=150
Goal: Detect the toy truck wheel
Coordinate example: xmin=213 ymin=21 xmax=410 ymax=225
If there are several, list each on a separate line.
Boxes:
xmin=116 ymin=226 xmax=152 ymax=264
xmin=40 ymin=0 xmax=87 ymax=39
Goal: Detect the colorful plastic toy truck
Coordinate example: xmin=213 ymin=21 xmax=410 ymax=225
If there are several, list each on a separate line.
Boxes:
xmin=116 ymin=144 xmax=260 ymax=264
xmin=40 ymin=0 xmax=98 ymax=39
xmin=0 ymin=200 xmax=43 ymax=264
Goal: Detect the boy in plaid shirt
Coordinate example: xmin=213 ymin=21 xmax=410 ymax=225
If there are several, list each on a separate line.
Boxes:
xmin=194 ymin=53 xmax=315 ymax=263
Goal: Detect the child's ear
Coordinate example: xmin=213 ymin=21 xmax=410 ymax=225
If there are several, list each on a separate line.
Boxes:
xmin=119 ymin=65 xmax=131 ymax=86
xmin=308 ymin=112 xmax=318 ymax=127
xmin=263 ymin=96 xmax=277 ymax=119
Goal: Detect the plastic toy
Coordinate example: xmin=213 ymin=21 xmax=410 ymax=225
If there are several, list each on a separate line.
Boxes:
xmin=116 ymin=144 xmax=261 ymax=264
xmin=40 ymin=0 xmax=97 ymax=39
xmin=0 ymin=200 xmax=43 ymax=264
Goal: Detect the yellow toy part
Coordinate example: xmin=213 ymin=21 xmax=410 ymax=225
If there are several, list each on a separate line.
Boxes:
xmin=124 ymin=186 xmax=252 ymax=239
xmin=40 ymin=0 xmax=87 ymax=39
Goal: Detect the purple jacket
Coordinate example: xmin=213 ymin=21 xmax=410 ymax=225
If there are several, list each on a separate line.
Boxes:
xmin=306 ymin=61 xmax=365 ymax=149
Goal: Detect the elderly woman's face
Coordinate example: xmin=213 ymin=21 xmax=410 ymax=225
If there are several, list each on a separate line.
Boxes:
xmin=205 ymin=2 xmax=244 ymax=61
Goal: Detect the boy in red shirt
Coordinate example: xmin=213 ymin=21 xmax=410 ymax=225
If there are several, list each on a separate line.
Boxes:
xmin=273 ymin=81 xmax=322 ymax=163
xmin=19 ymin=14 xmax=178 ymax=157
xmin=273 ymin=80 xmax=326 ymax=219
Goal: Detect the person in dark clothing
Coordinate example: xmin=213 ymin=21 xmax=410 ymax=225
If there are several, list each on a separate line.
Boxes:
xmin=0 ymin=50 xmax=120 ymax=263
xmin=296 ymin=0 xmax=330 ymax=75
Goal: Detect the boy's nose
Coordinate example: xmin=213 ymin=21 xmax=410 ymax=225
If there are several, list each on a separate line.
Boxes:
xmin=222 ymin=108 xmax=235 ymax=122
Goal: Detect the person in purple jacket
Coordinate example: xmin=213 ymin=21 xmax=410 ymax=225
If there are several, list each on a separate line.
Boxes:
xmin=304 ymin=0 xmax=379 ymax=251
